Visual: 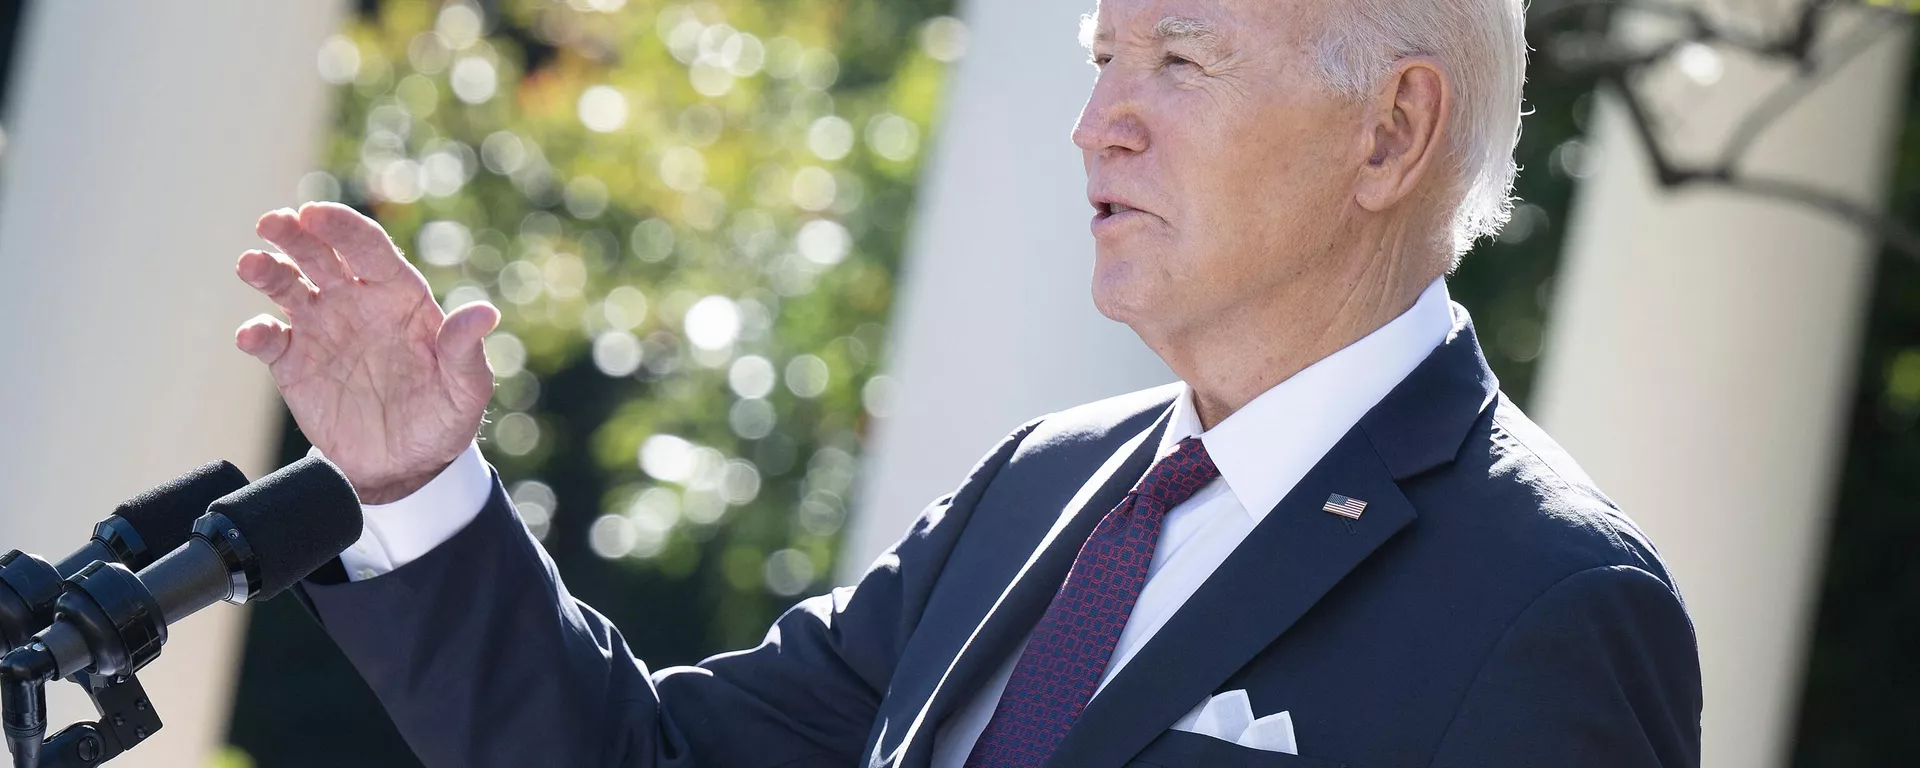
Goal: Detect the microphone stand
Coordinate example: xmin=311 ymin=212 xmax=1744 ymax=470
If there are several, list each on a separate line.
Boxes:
xmin=2 ymin=649 xmax=161 ymax=768
xmin=2 ymin=558 xmax=173 ymax=768
xmin=38 ymin=672 xmax=162 ymax=768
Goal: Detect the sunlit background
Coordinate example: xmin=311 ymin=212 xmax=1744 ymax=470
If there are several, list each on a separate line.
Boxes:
xmin=0 ymin=1 xmax=1912 ymax=766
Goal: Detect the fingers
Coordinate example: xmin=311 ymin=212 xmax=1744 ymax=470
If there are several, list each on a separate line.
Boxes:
xmin=235 ymin=314 xmax=293 ymax=365
xmin=437 ymin=301 xmax=502 ymax=379
xmin=298 ymin=202 xmax=413 ymax=284
xmin=235 ymin=250 xmax=317 ymax=313
xmin=257 ymin=208 xmax=352 ymax=289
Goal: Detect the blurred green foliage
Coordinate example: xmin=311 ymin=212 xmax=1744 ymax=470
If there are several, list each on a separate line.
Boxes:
xmin=232 ymin=0 xmax=958 ymax=764
xmin=310 ymin=0 xmax=963 ymax=644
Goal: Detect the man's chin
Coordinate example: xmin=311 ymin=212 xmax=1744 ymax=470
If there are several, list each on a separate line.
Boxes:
xmin=1090 ymin=273 xmax=1147 ymax=326
xmin=1091 ymin=251 xmax=1190 ymax=328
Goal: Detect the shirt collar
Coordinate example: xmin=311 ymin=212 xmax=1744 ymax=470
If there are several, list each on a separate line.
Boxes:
xmin=1157 ymin=276 xmax=1454 ymax=522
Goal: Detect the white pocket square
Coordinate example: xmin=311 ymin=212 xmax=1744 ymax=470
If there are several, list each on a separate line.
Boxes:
xmin=1171 ymin=689 xmax=1298 ymax=755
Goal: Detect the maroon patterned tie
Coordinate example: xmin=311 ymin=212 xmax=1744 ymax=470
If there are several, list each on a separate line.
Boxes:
xmin=964 ymin=436 xmax=1221 ymax=768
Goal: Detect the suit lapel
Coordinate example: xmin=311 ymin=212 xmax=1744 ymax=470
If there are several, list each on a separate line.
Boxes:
xmin=1044 ymin=303 xmax=1501 ymax=768
xmin=1043 ymin=428 xmax=1416 ymax=768
xmin=876 ymin=302 xmax=1499 ymax=768
xmin=880 ymin=405 xmax=1174 ymax=768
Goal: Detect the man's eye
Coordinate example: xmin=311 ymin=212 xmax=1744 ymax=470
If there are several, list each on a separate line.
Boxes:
xmin=1164 ymin=55 xmax=1196 ymax=69
xmin=1090 ymin=54 xmax=1113 ymax=68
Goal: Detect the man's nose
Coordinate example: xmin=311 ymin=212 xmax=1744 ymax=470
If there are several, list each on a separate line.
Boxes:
xmin=1072 ymin=73 xmax=1148 ymax=155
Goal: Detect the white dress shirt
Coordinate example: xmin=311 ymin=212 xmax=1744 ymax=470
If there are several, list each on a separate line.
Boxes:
xmin=929 ymin=276 xmax=1452 ymax=765
xmin=335 ymin=441 xmax=493 ymax=581
xmin=339 ymin=277 xmax=1453 ymax=766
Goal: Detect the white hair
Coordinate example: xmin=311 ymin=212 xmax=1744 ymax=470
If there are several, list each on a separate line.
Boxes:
xmin=1314 ymin=0 xmax=1529 ymax=259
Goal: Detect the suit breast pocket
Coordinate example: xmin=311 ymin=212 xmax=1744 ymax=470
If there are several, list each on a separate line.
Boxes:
xmin=1127 ymin=729 xmax=1347 ymax=768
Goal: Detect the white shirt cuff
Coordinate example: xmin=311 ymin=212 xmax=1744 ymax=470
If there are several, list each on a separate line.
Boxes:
xmin=316 ymin=443 xmax=493 ymax=582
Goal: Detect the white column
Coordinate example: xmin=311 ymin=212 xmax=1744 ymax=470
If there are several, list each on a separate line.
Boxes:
xmin=1534 ymin=16 xmax=1910 ymax=768
xmin=0 ymin=1 xmax=346 ymax=765
xmin=845 ymin=0 xmax=1170 ymax=574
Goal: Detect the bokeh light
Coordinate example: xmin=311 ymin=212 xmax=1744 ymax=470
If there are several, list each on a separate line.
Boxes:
xmin=785 ymin=354 xmax=829 ymax=398
xmin=509 ymin=479 xmax=558 ymax=540
xmin=639 ymin=433 xmax=697 ymax=484
xmin=577 ymin=85 xmax=629 ymax=133
xmin=684 ymin=295 xmax=741 ymax=351
xmin=727 ymin=355 xmax=776 ymax=399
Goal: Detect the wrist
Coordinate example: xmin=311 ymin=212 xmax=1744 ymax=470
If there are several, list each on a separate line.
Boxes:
xmin=353 ymin=459 xmax=455 ymax=505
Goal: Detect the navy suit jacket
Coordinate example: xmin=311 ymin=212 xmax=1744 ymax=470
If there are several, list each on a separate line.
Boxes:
xmin=301 ymin=305 xmax=1703 ymax=767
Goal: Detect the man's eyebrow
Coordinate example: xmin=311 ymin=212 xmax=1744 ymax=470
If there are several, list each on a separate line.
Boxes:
xmin=1153 ymin=16 xmax=1219 ymax=47
xmin=1079 ymin=15 xmax=1222 ymax=50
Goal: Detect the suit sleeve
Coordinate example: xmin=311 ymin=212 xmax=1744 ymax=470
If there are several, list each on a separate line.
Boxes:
xmin=1425 ymin=565 xmax=1704 ymax=768
xmin=298 ymin=419 xmax=1042 ymax=768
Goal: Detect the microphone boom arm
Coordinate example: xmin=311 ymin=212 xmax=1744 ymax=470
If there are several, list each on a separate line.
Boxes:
xmin=39 ymin=672 xmax=163 ymax=768
xmin=1 ymin=642 xmax=165 ymax=768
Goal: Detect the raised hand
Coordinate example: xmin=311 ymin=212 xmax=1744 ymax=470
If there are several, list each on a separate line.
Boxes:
xmin=234 ymin=202 xmax=501 ymax=504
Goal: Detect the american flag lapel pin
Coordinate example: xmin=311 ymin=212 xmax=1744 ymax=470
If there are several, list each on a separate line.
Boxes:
xmin=1323 ymin=493 xmax=1367 ymax=520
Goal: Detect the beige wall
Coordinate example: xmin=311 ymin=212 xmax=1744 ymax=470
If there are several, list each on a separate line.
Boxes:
xmin=0 ymin=1 xmax=347 ymax=764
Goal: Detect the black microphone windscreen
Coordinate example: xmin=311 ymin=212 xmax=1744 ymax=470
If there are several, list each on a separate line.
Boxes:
xmin=112 ymin=460 xmax=250 ymax=557
xmin=203 ymin=457 xmax=363 ymax=600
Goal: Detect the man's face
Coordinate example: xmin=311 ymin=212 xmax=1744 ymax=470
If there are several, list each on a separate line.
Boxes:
xmin=1077 ymin=0 xmax=1364 ymax=337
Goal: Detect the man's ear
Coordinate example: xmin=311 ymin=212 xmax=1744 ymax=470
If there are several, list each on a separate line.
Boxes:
xmin=1356 ymin=57 xmax=1450 ymax=213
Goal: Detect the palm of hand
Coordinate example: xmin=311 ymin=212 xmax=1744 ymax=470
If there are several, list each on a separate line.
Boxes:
xmin=236 ymin=203 xmax=500 ymax=503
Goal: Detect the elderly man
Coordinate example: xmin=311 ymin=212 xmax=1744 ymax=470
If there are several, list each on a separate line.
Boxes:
xmin=233 ymin=0 xmax=1701 ymax=765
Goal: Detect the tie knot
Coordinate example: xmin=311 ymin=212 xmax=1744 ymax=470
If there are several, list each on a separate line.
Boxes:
xmin=1134 ymin=436 xmax=1220 ymax=509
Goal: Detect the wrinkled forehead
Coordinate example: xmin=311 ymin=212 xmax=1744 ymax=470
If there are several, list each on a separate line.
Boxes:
xmin=1079 ymin=0 xmax=1322 ymax=49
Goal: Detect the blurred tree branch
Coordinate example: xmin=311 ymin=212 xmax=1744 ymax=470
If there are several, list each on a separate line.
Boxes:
xmin=1532 ymin=0 xmax=1920 ymax=259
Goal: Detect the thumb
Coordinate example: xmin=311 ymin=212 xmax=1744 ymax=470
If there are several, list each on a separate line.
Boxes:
xmin=438 ymin=301 xmax=503 ymax=379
